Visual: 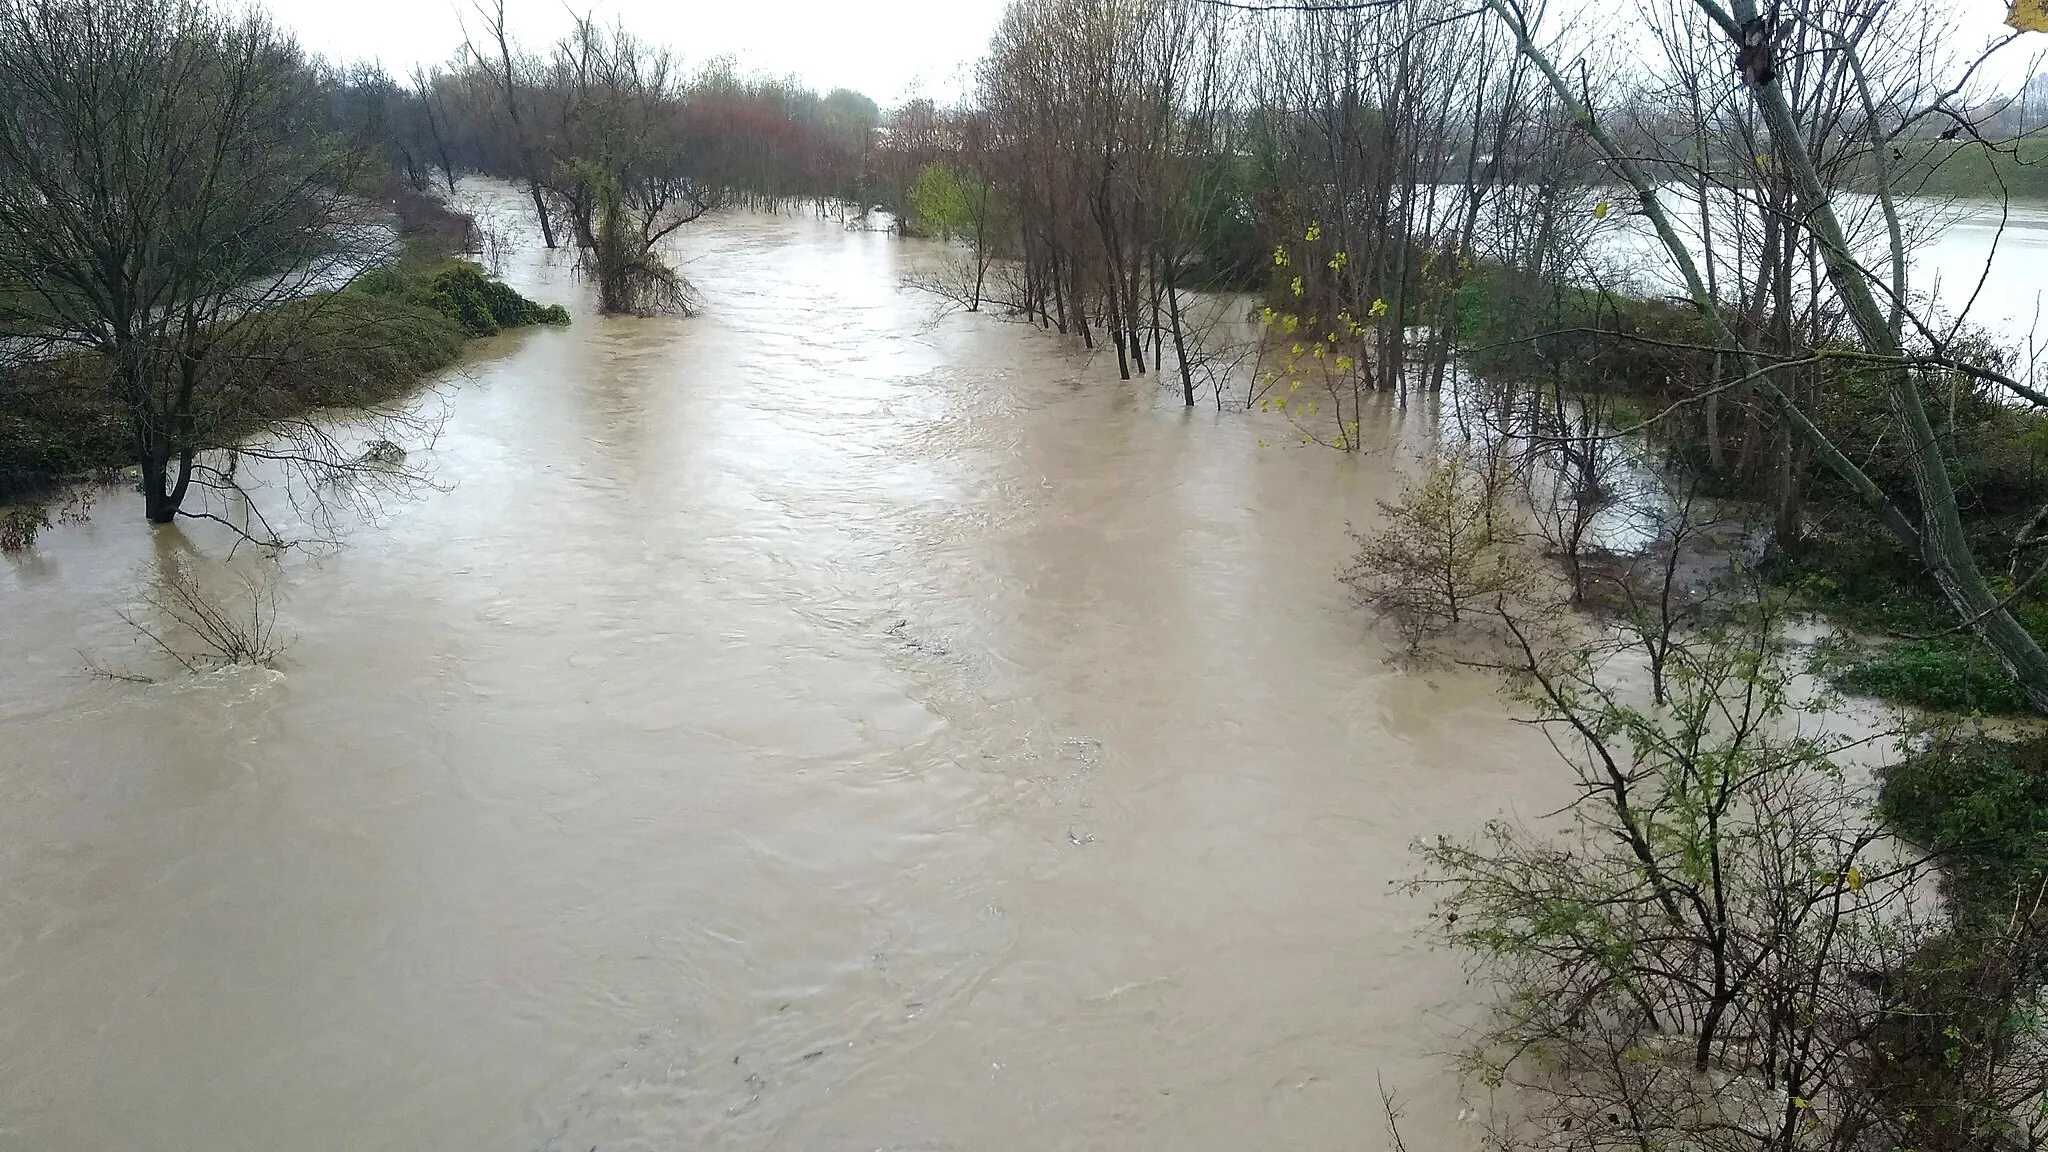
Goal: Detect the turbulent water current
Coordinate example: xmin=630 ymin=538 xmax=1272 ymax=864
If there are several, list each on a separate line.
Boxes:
xmin=5 ymin=188 xmax=1626 ymax=1151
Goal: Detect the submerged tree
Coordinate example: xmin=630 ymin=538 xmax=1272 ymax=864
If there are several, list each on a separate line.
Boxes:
xmin=547 ymin=20 xmax=709 ymax=316
xmin=1424 ymin=605 xmax=2048 ymax=1152
xmin=1343 ymin=445 xmax=1531 ymax=641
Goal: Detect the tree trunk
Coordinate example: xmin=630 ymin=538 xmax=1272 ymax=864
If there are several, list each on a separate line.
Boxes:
xmin=1165 ymin=258 xmax=1195 ymax=407
xmin=1705 ymin=361 xmax=1725 ymax=472
xmin=1729 ymin=0 xmax=2048 ymax=713
xmin=1070 ymin=261 xmax=1092 ymax=349
xmin=141 ymin=438 xmax=176 ymax=524
xmin=526 ymin=181 xmax=555 ymax=250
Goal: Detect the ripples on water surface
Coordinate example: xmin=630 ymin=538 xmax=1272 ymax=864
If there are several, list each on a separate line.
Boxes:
xmin=2 ymin=191 xmax=1570 ymax=1150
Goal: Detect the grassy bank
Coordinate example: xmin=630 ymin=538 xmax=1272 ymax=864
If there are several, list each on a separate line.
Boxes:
xmin=0 ymin=256 xmax=567 ymax=519
xmin=1863 ymin=732 xmax=2048 ymax=1138
xmin=1890 ymin=138 xmax=2048 ymax=204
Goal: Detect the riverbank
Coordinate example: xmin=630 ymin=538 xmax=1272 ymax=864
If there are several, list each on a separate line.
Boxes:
xmin=1452 ymin=256 xmax=2048 ymax=717
xmin=0 ymin=193 xmax=567 ymax=544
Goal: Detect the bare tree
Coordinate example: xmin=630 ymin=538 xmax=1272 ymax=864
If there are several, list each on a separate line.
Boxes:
xmin=0 ymin=0 xmax=392 ymax=526
xmin=546 ymin=18 xmax=709 ymax=315
xmin=119 ymin=552 xmax=289 ymax=671
xmin=462 ymin=0 xmax=557 ymax=248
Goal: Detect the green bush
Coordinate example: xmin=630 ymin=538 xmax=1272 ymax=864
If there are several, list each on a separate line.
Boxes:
xmin=356 ymin=260 xmax=570 ymax=337
xmin=0 ymin=380 xmax=130 ymax=500
xmin=245 ymin=292 xmax=467 ymax=409
xmin=1763 ymin=535 xmax=1957 ymax=638
xmin=1767 ymin=531 xmax=2048 ymax=715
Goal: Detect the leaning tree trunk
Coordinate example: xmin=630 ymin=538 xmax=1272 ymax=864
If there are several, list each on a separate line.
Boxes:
xmin=1486 ymin=0 xmax=2048 ymax=715
xmin=1726 ymin=0 xmax=2048 ymax=713
xmin=1165 ymin=256 xmax=1195 ymax=407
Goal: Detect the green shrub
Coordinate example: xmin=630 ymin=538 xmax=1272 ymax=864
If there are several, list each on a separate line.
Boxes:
xmin=246 ymin=292 xmax=467 ymax=408
xmin=1768 ymin=532 xmax=2048 ymax=715
xmin=356 ymin=260 xmax=570 ymax=336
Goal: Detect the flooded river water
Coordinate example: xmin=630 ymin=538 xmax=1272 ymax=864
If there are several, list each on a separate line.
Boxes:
xmin=2 ymin=198 xmax=1573 ymax=1150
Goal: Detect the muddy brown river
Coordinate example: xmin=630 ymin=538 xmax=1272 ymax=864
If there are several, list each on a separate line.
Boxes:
xmin=1 ymin=195 xmax=1567 ymax=1150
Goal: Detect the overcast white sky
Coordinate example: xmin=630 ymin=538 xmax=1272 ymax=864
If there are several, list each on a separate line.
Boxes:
xmin=260 ymin=0 xmax=2041 ymax=107
xmin=268 ymin=0 xmax=1009 ymax=104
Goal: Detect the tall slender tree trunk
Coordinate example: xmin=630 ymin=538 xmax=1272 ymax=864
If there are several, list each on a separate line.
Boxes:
xmin=1105 ymin=276 xmax=1131 ymax=379
xmin=1051 ymin=250 xmax=1069 ymax=335
xmin=1070 ymin=261 xmax=1092 ymax=349
xmin=1165 ymin=257 xmax=1195 ymax=407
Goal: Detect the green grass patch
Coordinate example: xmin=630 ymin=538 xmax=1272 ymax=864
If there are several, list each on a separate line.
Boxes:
xmin=1834 ymin=640 xmax=2036 ymax=716
xmin=1763 ymin=533 xmax=1957 ymax=638
xmin=1765 ymin=528 xmax=2048 ymax=715
xmin=1882 ymin=733 xmax=2048 ymax=919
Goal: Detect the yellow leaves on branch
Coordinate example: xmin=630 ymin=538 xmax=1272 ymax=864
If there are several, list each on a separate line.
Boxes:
xmin=1815 ymin=866 xmax=1865 ymax=892
xmin=1369 ymin=298 xmax=1390 ymax=317
xmin=1592 ymin=200 xmax=1610 ymax=220
xmin=2009 ymin=0 xmax=2048 ymax=33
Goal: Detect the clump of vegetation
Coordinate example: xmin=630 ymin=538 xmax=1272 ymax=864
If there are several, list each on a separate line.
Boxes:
xmin=1864 ymin=734 xmax=2048 ymax=1150
xmin=1341 ymin=447 xmax=1530 ymax=642
xmin=357 ymin=260 xmax=569 ymax=336
xmin=1420 ymin=608 xmax=2048 ymax=1152
xmin=0 ymin=488 xmax=92 ymax=554
xmin=0 ymin=504 xmax=50 ymax=552
xmin=1833 ymin=638 xmax=2035 ymax=715
xmin=1765 ymin=527 xmax=2048 ymax=716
